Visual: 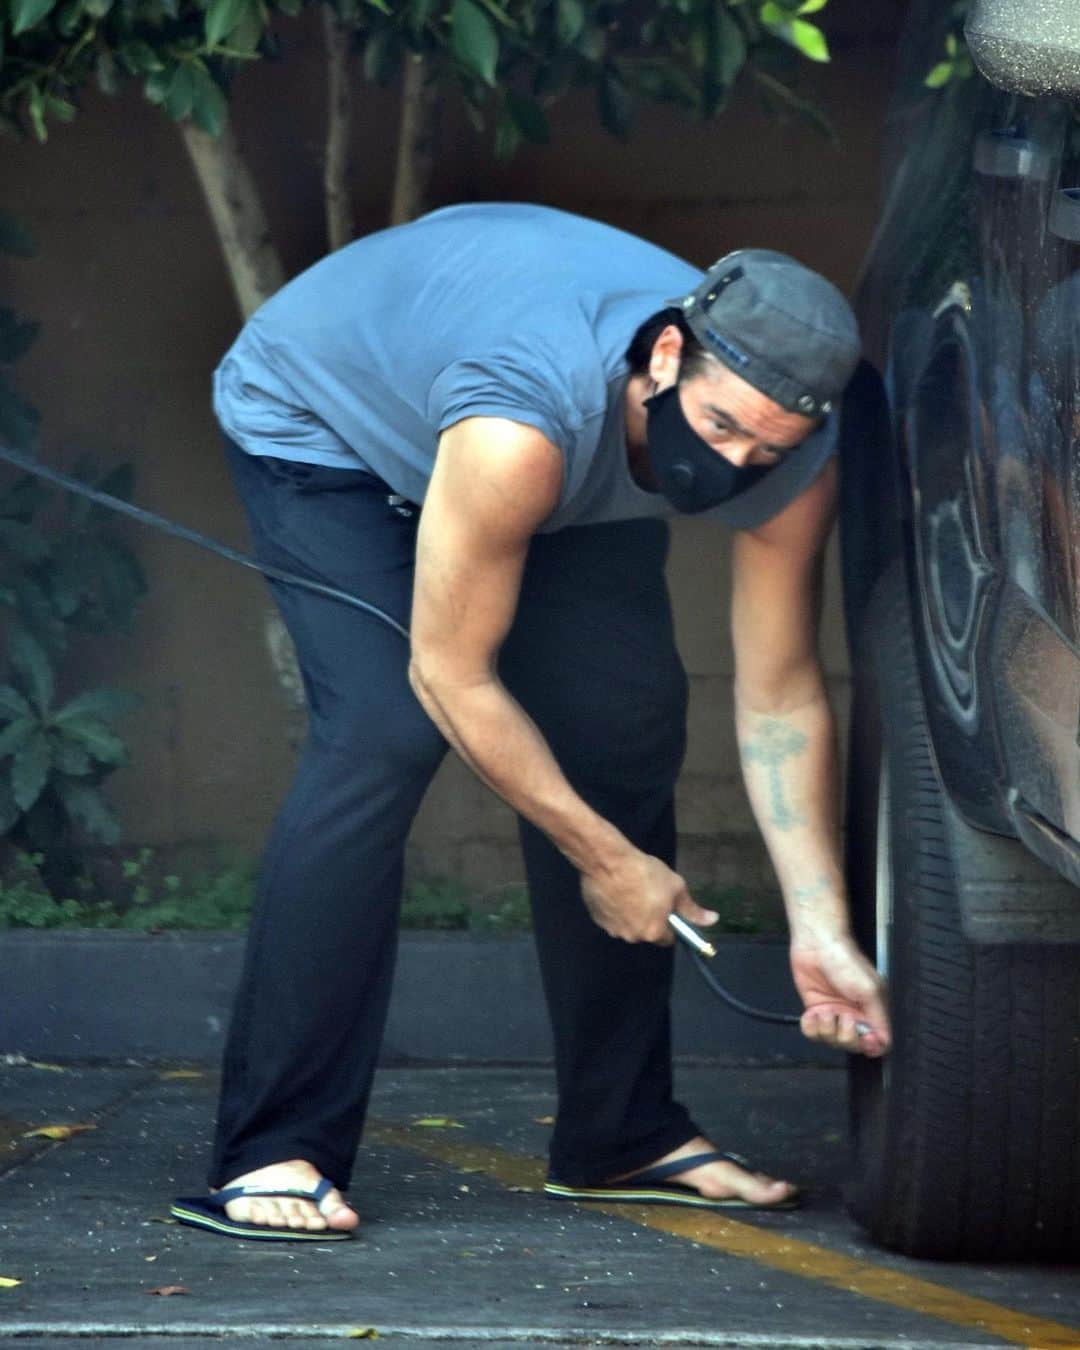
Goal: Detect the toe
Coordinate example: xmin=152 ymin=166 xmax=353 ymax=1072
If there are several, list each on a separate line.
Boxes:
xmin=322 ymin=1191 xmax=360 ymax=1231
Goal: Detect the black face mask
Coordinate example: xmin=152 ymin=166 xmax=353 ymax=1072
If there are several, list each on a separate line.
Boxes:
xmin=644 ymin=384 xmax=769 ymax=514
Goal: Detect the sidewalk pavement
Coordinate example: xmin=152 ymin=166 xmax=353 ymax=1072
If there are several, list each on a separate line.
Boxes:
xmin=1 ymin=1060 xmax=1078 ymax=1349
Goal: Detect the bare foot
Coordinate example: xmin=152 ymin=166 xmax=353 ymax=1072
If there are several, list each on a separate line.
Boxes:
xmin=214 ymin=1159 xmax=359 ymax=1233
xmin=612 ymin=1135 xmax=798 ymax=1207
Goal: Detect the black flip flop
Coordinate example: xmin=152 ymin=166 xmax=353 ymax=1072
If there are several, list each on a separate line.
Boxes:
xmin=170 ymin=1178 xmax=355 ymax=1240
xmin=544 ymin=1149 xmax=803 ymax=1212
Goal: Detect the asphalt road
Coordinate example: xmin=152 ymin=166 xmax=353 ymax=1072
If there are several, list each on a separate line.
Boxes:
xmin=1 ymin=1061 xmax=1077 ymax=1348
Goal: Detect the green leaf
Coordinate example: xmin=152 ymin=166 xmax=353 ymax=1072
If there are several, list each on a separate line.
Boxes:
xmin=96 ymin=538 xmax=147 ymax=629
xmin=0 ymin=374 xmax=41 ymax=449
xmin=56 ymin=777 xmax=120 ymax=843
xmin=51 ymin=737 xmax=92 ymax=775
xmin=716 ymin=7 xmax=747 ymax=86
xmin=576 ymin=24 xmax=604 ymax=63
xmin=925 ymin=61 xmax=953 ymax=89
xmin=0 ymin=212 xmax=36 ymax=260
xmin=0 ymin=472 xmax=49 ymax=521
xmin=796 ymin=0 xmax=827 ymax=12
xmin=0 ymin=309 xmax=40 ymax=364
xmin=0 ymin=717 xmax=37 ymax=759
xmin=0 ymin=775 xmax=21 ymax=833
xmin=45 ymin=95 xmax=78 ymax=123
xmin=118 ymin=40 xmax=165 ymax=75
xmin=95 ymin=51 xmax=122 ymax=97
xmin=506 ymin=90 xmax=549 ymax=144
xmin=10 ymin=627 xmax=53 ymax=714
xmin=493 ymin=108 xmax=521 ymax=159
xmin=16 ymin=575 xmax=66 ymax=655
xmin=555 ymin=0 xmax=584 ymax=45
xmin=0 ymin=519 xmax=49 ymax=562
xmin=451 ymin=0 xmax=499 ymax=86
xmin=54 ymin=687 xmax=141 ymax=725
xmin=12 ymin=730 xmax=51 ymax=812
xmin=407 ymin=0 xmax=437 ymax=30
xmin=27 ymin=87 xmax=48 ymax=144
xmin=362 ymin=26 xmax=400 ymax=83
xmin=164 ymin=64 xmax=197 ymax=121
xmin=83 ymin=0 xmax=111 ymax=16
xmin=55 ymin=715 xmax=127 ymax=765
xmin=788 ymin=17 xmax=828 ymax=61
xmin=598 ymin=67 xmax=633 ymax=140
xmin=11 ymin=0 xmax=58 ymax=35
xmin=190 ymin=65 xmax=228 ymax=137
xmin=0 ymin=686 xmax=33 ymax=720
xmin=144 ymin=67 xmax=173 ymax=105
xmin=206 ymin=0 xmax=253 ymax=47
xmin=54 ymin=0 xmax=82 ymax=35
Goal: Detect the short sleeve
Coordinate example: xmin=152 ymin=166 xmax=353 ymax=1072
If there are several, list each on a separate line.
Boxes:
xmin=426 ymin=352 xmax=579 ymax=453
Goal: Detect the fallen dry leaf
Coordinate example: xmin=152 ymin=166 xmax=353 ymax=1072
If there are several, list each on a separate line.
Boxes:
xmin=146 ymin=1216 xmax=179 ymax=1225
xmin=347 ymin=1329 xmax=379 ymax=1340
xmin=159 ymin=1070 xmax=204 ymax=1080
xmin=22 ymin=1123 xmax=97 ymax=1141
xmin=411 ymin=1116 xmax=464 ymax=1129
xmin=533 ymin=1115 xmax=556 ymax=1126
xmin=0 ymin=1276 xmax=22 ymax=1288
xmin=146 ymin=1285 xmax=188 ymax=1297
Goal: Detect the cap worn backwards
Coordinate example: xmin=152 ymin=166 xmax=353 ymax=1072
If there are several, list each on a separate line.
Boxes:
xmin=668 ymin=249 xmax=861 ymax=418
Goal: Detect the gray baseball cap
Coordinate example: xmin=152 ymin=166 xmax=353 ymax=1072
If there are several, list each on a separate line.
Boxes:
xmin=669 ymin=249 xmax=861 ymax=418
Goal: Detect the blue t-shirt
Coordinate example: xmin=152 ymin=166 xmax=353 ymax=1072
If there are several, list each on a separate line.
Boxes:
xmin=213 ymin=203 xmax=836 ymax=532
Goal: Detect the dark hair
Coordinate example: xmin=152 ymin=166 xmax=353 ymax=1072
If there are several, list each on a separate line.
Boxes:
xmin=624 ymin=307 xmax=711 ymax=382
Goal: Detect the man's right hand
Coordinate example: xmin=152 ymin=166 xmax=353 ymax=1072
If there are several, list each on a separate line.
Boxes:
xmin=580 ymin=850 xmax=719 ymax=944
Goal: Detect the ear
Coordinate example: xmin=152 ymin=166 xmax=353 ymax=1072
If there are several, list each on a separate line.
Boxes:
xmin=648 ymin=324 xmax=685 ymax=389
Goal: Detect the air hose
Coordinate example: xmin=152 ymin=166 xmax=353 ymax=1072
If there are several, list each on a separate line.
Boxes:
xmin=0 ymin=440 xmax=801 ymax=1027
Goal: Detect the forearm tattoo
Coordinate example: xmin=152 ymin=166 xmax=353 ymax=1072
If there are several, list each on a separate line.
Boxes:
xmin=793 ymin=874 xmax=831 ymax=909
xmin=741 ymin=717 xmax=808 ymax=831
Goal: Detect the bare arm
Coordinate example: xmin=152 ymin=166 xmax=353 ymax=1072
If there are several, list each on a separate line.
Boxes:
xmin=409 ymin=416 xmax=716 ymax=943
xmin=731 ymin=459 xmax=890 ymax=1055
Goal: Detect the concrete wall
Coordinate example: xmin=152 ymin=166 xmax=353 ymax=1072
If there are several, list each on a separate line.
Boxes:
xmin=1 ymin=0 xmax=905 ymax=896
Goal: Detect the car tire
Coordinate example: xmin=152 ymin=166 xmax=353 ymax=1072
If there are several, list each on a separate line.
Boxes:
xmin=845 ymin=564 xmax=1080 ymax=1260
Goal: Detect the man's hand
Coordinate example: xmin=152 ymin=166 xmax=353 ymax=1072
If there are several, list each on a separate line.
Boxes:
xmin=790 ymin=934 xmax=891 ymax=1058
xmin=581 ymin=850 xmax=718 ymax=945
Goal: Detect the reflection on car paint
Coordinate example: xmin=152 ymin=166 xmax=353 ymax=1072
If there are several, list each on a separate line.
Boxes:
xmin=853 ymin=0 xmax=1080 ymax=847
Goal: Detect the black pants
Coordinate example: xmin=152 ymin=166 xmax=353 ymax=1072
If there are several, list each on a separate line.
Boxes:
xmin=209 ymin=440 xmax=699 ymax=1191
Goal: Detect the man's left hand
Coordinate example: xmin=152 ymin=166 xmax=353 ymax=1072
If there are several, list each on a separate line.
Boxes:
xmin=790 ymin=935 xmax=891 ymax=1058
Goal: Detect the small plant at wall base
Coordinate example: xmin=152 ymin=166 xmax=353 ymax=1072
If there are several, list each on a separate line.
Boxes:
xmin=0 ymin=207 xmax=145 ymax=901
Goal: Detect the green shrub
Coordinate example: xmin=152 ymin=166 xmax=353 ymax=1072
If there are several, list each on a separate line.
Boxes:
xmin=0 ymin=208 xmax=145 ymax=900
xmin=399 ymin=876 xmax=471 ymax=931
xmin=0 ymin=847 xmax=255 ymax=930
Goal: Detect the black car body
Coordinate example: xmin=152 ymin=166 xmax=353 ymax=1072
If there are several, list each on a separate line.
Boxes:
xmin=839 ymin=0 xmax=1080 ymax=1259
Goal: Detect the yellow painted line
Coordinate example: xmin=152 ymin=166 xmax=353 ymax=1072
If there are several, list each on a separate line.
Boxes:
xmin=368 ymin=1120 xmax=1080 ymax=1350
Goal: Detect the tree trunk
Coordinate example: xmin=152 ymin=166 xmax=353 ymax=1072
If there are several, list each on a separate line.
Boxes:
xmin=179 ymin=120 xmax=286 ymax=318
xmin=323 ymin=8 xmax=356 ymax=251
xmin=179 ymin=119 xmax=305 ymax=745
xmin=390 ymin=52 xmax=440 ymax=226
